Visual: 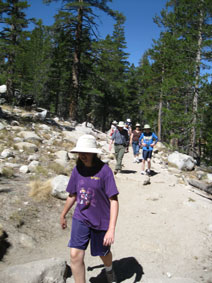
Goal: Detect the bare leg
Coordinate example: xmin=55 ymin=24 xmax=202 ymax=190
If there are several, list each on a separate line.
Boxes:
xmin=147 ymin=158 xmax=151 ymax=170
xmin=100 ymin=251 xmax=112 ymax=267
xmin=70 ymin=248 xmax=86 ymax=283
xmin=141 ymin=159 xmax=145 ymax=171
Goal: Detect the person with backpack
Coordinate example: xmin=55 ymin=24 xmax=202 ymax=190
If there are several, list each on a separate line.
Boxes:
xmin=139 ymin=124 xmax=158 ymax=175
xmin=130 ymin=123 xmax=142 ymax=163
xmin=124 ymin=120 xmax=132 ymax=153
xmin=60 ymin=134 xmax=119 ymax=283
xmin=109 ymin=121 xmax=129 ymax=174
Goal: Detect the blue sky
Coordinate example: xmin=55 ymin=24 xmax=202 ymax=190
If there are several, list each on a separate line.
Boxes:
xmin=26 ymin=0 xmax=168 ymax=67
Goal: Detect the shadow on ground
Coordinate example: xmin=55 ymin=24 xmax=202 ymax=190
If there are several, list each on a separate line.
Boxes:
xmin=121 ymin=170 xmax=137 ymax=174
xmin=88 ymin=256 xmax=144 ymax=283
xmin=0 ymin=231 xmax=11 ymax=261
xmin=148 ymin=170 xmax=159 ymax=177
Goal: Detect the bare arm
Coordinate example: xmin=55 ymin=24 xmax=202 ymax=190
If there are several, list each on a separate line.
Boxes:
xmin=103 ymin=195 xmax=119 ymax=246
xmin=60 ymin=194 xmax=77 ymax=229
xmin=130 ymin=133 xmax=134 ymax=145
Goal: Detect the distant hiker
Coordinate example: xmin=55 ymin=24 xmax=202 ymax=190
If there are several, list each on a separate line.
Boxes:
xmin=130 ymin=123 xmax=142 ymax=163
xmin=139 ymin=124 xmax=158 ymax=175
xmin=109 ymin=120 xmax=117 ymax=137
xmin=60 ymin=134 xmax=119 ymax=283
xmin=124 ymin=119 xmax=132 ymax=153
xmin=109 ymin=121 xmax=129 ymax=174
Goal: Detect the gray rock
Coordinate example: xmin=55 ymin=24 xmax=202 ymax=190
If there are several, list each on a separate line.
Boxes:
xmin=81 ymin=121 xmax=94 ymax=129
xmin=18 ymin=233 xmax=36 ymax=248
xmin=19 ymin=165 xmax=29 ymax=174
xmin=0 ymin=84 xmax=6 ymax=93
xmin=51 ymin=175 xmax=69 ymax=200
xmin=28 ymin=160 xmax=39 ymax=172
xmin=62 ymin=130 xmax=83 ymax=143
xmin=15 ymin=142 xmax=38 ymax=152
xmin=54 ymin=158 xmax=69 ymax=168
xmin=207 ymin=173 xmax=212 ymax=182
xmin=67 ymin=152 xmax=76 ymax=160
xmin=75 ymin=125 xmax=94 ymax=134
xmin=1 ymin=149 xmax=14 ymax=159
xmin=28 ymin=154 xmax=39 ymax=162
xmin=143 ymin=176 xmax=151 ymax=185
xmin=5 ymin=162 xmax=20 ymax=168
xmin=13 ymin=137 xmax=23 ymax=143
xmin=168 ymin=151 xmax=196 ymax=171
xmin=11 ymin=120 xmax=20 ymax=126
xmin=18 ymin=131 xmax=42 ymax=142
xmin=0 ymin=257 xmax=67 ymax=283
xmin=0 ymin=122 xmax=5 ymax=130
xmin=55 ymin=150 xmax=69 ymax=161
xmin=38 ymin=124 xmax=51 ymax=131
xmin=34 ymin=109 xmax=48 ymax=120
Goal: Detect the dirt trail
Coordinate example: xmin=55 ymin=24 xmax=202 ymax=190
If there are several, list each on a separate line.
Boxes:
xmin=1 ymin=147 xmax=212 ymax=283
xmin=76 ymin=148 xmax=212 ymax=283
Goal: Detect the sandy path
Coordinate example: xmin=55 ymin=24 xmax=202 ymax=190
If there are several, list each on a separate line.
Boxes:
xmin=66 ymin=148 xmax=212 ymax=282
xmin=1 ymin=147 xmax=211 ymax=283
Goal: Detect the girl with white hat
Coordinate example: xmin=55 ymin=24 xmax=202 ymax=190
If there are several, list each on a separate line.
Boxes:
xmin=60 ymin=134 xmax=119 ymax=283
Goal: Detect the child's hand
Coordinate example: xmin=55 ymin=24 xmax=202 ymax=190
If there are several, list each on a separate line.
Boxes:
xmin=60 ymin=216 xmax=67 ymax=229
xmin=103 ymin=229 xmax=115 ymax=246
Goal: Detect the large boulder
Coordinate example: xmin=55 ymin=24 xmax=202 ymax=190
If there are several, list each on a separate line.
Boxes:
xmin=51 ymin=175 xmax=69 ymax=200
xmin=18 ymin=131 xmax=42 ymax=142
xmin=0 ymin=257 xmax=67 ymax=283
xmin=0 ymin=85 xmax=7 ymax=94
xmin=168 ymin=151 xmax=196 ymax=171
xmin=15 ymin=142 xmax=38 ymax=152
xmin=1 ymin=149 xmax=15 ymax=159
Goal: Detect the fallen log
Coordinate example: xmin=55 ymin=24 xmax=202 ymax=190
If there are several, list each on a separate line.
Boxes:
xmin=188 ymin=178 xmax=212 ymax=195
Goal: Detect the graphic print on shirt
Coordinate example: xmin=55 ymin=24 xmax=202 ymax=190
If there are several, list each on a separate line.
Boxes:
xmin=78 ymin=179 xmax=98 ymax=210
xmin=144 ymin=135 xmax=153 ymax=144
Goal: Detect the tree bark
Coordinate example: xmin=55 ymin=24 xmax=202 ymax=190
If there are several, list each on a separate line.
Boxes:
xmin=157 ymin=64 xmax=164 ymax=140
xmin=69 ymin=0 xmax=83 ymax=121
xmin=190 ymin=2 xmax=203 ymax=156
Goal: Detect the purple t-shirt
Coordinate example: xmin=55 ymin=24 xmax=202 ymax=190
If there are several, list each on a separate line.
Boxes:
xmin=66 ymin=164 xmax=119 ymax=230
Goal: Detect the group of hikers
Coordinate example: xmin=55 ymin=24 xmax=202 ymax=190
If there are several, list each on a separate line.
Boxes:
xmin=60 ymin=120 xmax=158 ymax=283
xmin=109 ymin=119 xmax=158 ymax=175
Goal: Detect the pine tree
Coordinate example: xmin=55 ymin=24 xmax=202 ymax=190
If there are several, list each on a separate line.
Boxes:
xmin=149 ymin=0 xmax=212 ymax=156
xmin=43 ymin=0 xmax=115 ymax=121
xmin=0 ymin=0 xmax=30 ymax=103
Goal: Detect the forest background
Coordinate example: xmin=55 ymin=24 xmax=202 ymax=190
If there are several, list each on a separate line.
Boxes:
xmin=0 ymin=0 xmax=212 ymax=164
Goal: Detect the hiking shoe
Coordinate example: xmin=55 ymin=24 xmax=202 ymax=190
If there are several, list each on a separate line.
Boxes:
xmin=141 ymin=171 xmax=146 ymax=175
xmin=114 ymin=170 xmax=118 ymax=175
xmin=105 ymin=269 xmax=117 ymax=283
xmin=146 ymin=169 xmax=151 ymax=174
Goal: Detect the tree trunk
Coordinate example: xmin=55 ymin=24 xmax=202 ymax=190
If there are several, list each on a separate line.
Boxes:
xmin=158 ymin=64 xmax=164 ymax=140
xmin=69 ymin=0 xmax=83 ymax=121
xmin=190 ymin=2 xmax=203 ymax=155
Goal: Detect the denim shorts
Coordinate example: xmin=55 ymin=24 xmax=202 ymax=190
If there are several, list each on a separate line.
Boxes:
xmin=132 ymin=141 xmax=139 ymax=155
xmin=68 ymin=218 xmax=110 ymax=256
xmin=142 ymin=150 xmax=152 ymax=160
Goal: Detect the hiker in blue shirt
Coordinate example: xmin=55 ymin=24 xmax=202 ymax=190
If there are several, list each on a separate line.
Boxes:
xmin=139 ymin=124 xmax=158 ymax=175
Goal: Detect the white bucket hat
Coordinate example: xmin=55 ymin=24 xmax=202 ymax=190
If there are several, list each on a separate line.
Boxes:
xmin=117 ymin=121 xmax=125 ymax=128
xmin=112 ymin=120 xmax=117 ymax=125
xmin=143 ymin=124 xmax=151 ymax=129
xmin=136 ymin=123 xmax=141 ymax=127
xmin=126 ymin=118 xmax=131 ymax=122
xmin=71 ymin=134 xmax=102 ymax=154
